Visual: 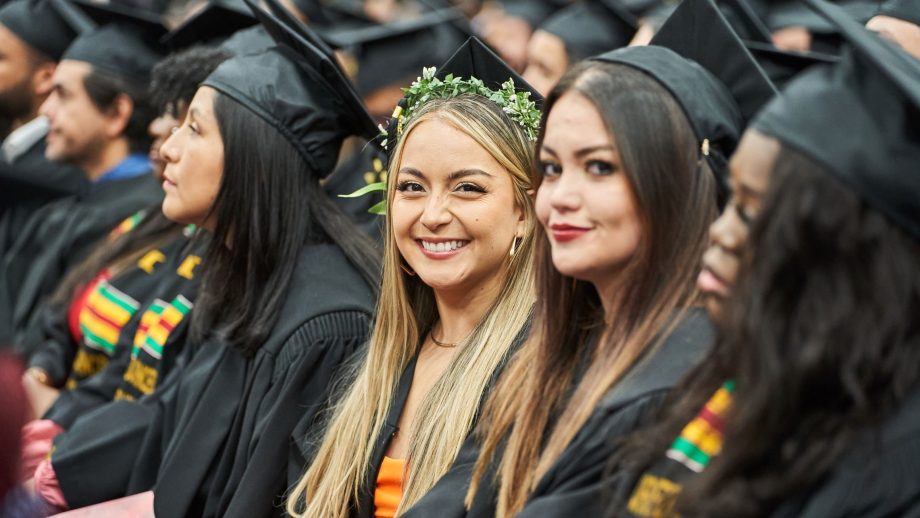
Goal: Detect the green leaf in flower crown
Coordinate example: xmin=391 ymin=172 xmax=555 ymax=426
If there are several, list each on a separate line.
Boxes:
xmin=368 ymin=200 xmax=387 ymax=215
xmin=338 ymin=181 xmax=387 ymax=199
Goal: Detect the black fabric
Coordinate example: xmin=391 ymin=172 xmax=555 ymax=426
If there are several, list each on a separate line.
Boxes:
xmin=52 ymin=244 xmax=375 ymax=517
xmin=1 ymin=173 xmax=162 ymax=353
xmin=744 ymin=40 xmax=839 ymax=88
xmin=754 ymin=0 xmax=920 ymax=241
xmin=501 ymin=0 xmax=570 ymax=28
xmin=767 ymin=0 xmax=880 ymax=32
xmin=770 ymin=387 xmax=920 ymax=517
xmin=204 ymin=1 xmax=379 ymax=177
xmin=881 ymin=0 xmax=920 ymax=26
xmin=64 ymin=1 xmax=166 ymax=83
xmin=718 ymin=0 xmax=773 ymax=42
xmin=0 ymin=137 xmax=87 ymax=254
xmin=161 ymin=0 xmax=256 ymax=49
xmin=404 ymin=309 xmax=714 ymax=518
xmin=324 ymin=8 xmax=471 ymax=96
xmin=593 ymin=0 xmax=777 ymax=188
xmin=219 ymin=23 xmax=274 ymax=56
xmin=0 ymin=0 xmax=88 ymax=60
xmin=383 ymin=36 xmax=543 ymax=152
xmin=540 ymin=0 xmax=637 ymax=62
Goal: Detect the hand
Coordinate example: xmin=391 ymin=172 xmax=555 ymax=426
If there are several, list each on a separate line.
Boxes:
xmin=771 ymin=26 xmax=813 ymax=52
xmin=22 ymin=373 xmax=60 ymax=420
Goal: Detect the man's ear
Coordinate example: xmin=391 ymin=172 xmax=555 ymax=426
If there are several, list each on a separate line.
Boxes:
xmin=32 ymin=61 xmax=57 ymax=98
xmin=105 ymin=93 xmax=135 ymax=138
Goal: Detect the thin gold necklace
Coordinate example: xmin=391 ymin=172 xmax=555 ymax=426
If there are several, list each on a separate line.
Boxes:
xmin=429 ymin=323 xmax=470 ymax=348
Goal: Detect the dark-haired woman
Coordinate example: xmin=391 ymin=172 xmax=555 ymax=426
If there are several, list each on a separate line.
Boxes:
xmin=28 ymin=36 xmax=380 ymax=517
xmin=608 ymin=9 xmax=920 ymax=515
xmin=21 ymin=44 xmax=231 ymax=397
xmin=16 ymin=46 xmax=230 ymax=483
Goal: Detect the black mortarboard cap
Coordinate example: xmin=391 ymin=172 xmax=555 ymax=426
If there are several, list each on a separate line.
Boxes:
xmin=64 ymin=0 xmax=166 ymax=83
xmin=594 ymin=0 xmax=777 ymax=186
xmin=754 ymin=0 xmax=920 ymax=240
xmin=327 ymin=8 xmax=471 ymax=96
xmin=0 ymin=0 xmax=93 ymax=60
xmin=384 ymin=36 xmax=543 ymax=152
xmin=539 ymin=0 xmax=637 ymax=61
xmin=879 ymin=0 xmax=920 ymax=26
xmin=744 ymin=40 xmax=838 ymax=88
xmin=161 ymin=0 xmax=256 ymax=49
xmin=767 ymin=0 xmax=879 ymax=32
xmin=202 ymin=0 xmax=379 ymax=178
xmin=618 ymin=0 xmax=662 ymax=16
xmin=501 ymin=0 xmax=569 ymax=28
xmin=717 ymin=0 xmax=773 ymax=42
xmin=290 ymin=0 xmax=331 ymax=26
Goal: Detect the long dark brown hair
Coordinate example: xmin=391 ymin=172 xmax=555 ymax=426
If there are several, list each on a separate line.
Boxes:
xmin=467 ymin=61 xmax=719 ymax=517
xmin=608 ymin=145 xmax=920 ymax=516
xmin=188 ymin=93 xmax=380 ymax=357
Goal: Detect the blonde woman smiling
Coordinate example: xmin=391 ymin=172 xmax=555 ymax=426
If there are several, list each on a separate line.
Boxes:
xmin=286 ymin=39 xmax=541 ymax=518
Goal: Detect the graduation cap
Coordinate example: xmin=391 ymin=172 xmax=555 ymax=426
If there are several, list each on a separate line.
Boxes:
xmin=753 ymin=0 xmax=920 ymax=240
xmin=767 ymin=0 xmax=880 ymax=30
xmin=717 ymin=0 xmax=773 ymax=42
xmin=0 ymin=0 xmax=93 ymax=60
xmin=879 ymin=0 xmax=920 ymax=26
xmin=63 ymin=0 xmax=166 ymax=84
xmin=744 ymin=40 xmax=838 ymax=88
xmin=539 ymin=0 xmax=637 ymax=62
xmin=201 ymin=0 xmax=378 ymax=178
xmin=326 ymin=8 xmax=472 ymax=97
xmin=161 ymin=0 xmax=256 ymax=49
xmin=501 ymin=0 xmax=570 ymax=28
xmin=383 ymin=36 xmax=543 ymax=152
xmin=593 ymin=0 xmax=778 ymax=187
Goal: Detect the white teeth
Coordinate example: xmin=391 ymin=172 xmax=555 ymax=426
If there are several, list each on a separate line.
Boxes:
xmin=421 ymin=240 xmax=468 ymax=252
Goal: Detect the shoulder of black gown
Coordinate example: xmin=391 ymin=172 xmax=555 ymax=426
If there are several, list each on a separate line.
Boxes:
xmin=0 ymin=138 xmax=88 ymax=200
xmin=513 ymin=308 xmax=714 ymax=517
xmin=150 ymin=243 xmax=375 ymax=518
xmin=772 ymin=386 xmax=920 ymax=518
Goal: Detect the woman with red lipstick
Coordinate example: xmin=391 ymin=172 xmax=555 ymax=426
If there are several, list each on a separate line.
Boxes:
xmin=451 ymin=2 xmax=783 ymax=516
xmin=287 ymin=39 xmax=540 ymax=518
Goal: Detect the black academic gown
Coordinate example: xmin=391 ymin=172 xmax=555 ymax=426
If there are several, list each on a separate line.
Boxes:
xmin=0 ymin=138 xmax=88 ymax=249
xmin=1 ymin=173 xmax=161 ymax=352
xmin=403 ymin=308 xmax=714 ymax=518
xmin=24 ymin=216 xmax=193 ymax=388
xmin=50 ymin=244 xmax=375 ymax=517
xmin=770 ymin=386 xmax=920 ymax=518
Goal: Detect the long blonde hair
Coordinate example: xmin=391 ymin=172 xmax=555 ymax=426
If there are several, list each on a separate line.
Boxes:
xmin=287 ymin=95 xmax=537 ymax=518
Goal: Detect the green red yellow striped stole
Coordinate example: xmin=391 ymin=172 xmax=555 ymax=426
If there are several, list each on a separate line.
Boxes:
xmin=665 ymin=381 xmax=734 ymax=473
xmin=78 ymin=280 xmax=141 ymax=355
xmin=626 ymin=382 xmax=735 ymax=517
xmin=132 ymin=295 xmax=194 ymax=360
xmin=110 ymin=210 xmax=146 ymax=238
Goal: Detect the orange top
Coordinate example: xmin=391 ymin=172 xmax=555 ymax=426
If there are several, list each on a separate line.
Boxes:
xmin=374 ymin=456 xmax=407 ymax=518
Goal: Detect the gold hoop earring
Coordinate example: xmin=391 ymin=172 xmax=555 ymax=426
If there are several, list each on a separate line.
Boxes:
xmin=509 ymin=237 xmax=519 ymax=258
xmin=400 ymin=258 xmax=416 ymax=276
